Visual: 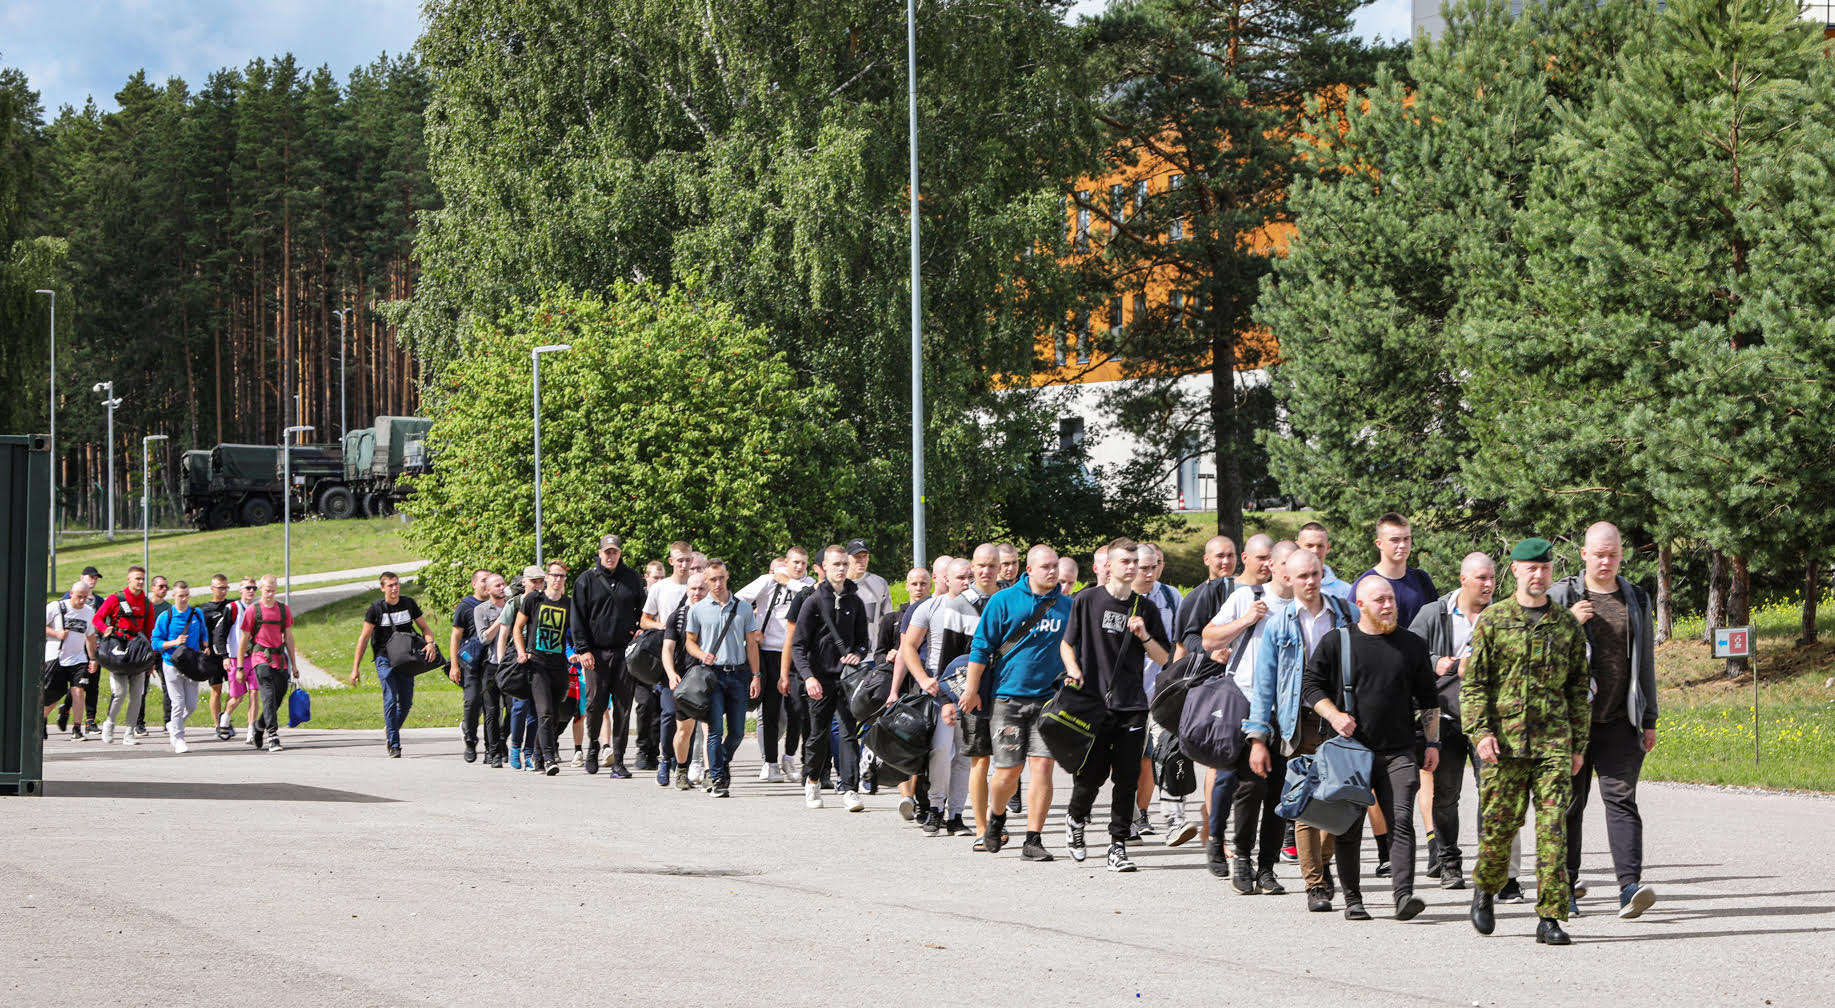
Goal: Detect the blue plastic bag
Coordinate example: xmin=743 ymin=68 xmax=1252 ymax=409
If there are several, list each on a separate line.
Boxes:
xmin=288 ymin=687 xmax=312 ymax=728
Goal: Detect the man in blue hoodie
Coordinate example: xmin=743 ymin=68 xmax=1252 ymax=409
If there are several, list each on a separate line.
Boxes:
xmin=958 ymin=544 xmax=1073 ymax=862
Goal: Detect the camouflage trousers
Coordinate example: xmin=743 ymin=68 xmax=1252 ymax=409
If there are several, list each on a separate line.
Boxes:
xmin=1474 ymin=753 xmax=1572 ymax=920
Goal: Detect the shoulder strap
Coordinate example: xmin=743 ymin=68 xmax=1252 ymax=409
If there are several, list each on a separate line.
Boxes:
xmin=996 ymin=591 xmax=1058 ymax=663
xmin=709 ymin=600 xmax=741 ymax=659
xmin=814 ymin=590 xmax=848 ymax=651
xmin=1225 ymin=587 xmax=1267 ymax=675
xmin=1338 ymin=626 xmax=1356 ymax=716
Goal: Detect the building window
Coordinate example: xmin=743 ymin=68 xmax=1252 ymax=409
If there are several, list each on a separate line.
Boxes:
xmin=1053 ymin=324 xmax=1066 ymax=367
xmin=1109 ymin=296 xmax=1124 ymax=350
xmin=1058 ymin=417 xmax=1085 ymax=453
xmin=1075 ymin=309 xmax=1091 ymax=365
xmin=1170 ymin=291 xmax=1185 ymax=328
xmin=1134 ymin=179 xmax=1147 ymax=216
xmin=1075 ymin=190 xmax=1091 ymax=253
xmin=1168 ymin=173 xmax=1184 ymax=241
xmin=1110 ymin=183 xmax=1127 ymax=224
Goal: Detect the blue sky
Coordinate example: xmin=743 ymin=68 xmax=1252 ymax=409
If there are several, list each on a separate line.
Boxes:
xmin=3 ymin=0 xmax=1413 ymax=118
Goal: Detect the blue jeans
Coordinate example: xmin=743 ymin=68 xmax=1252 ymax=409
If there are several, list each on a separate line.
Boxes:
xmin=509 ymin=699 xmax=534 ymax=750
xmin=705 ymin=667 xmax=751 ymax=786
xmin=375 ymin=655 xmax=415 ymax=750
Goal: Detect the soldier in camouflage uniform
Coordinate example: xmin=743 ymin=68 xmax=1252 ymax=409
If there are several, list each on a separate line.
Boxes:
xmin=1460 ymin=538 xmax=1590 ymax=945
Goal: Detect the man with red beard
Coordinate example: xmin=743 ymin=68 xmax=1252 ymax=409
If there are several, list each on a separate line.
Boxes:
xmin=1302 ymin=575 xmax=1441 ymax=923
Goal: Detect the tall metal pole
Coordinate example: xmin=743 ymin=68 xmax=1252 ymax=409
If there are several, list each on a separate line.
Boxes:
xmin=334 ymin=308 xmax=349 ymax=439
xmin=531 ymin=344 xmax=572 ymax=568
xmin=94 ymin=382 xmax=120 ymax=541
xmin=282 ymin=425 xmax=315 ymax=609
xmin=36 ymin=289 xmax=56 ymax=588
xmin=906 ymin=0 xmax=926 ymax=568
xmin=141 ymin=434 xmax=168 ymax=580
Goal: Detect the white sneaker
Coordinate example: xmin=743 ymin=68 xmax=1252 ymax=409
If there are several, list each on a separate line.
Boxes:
xmin=757 ymin=763 xmax=774 ymax=782
xmin=897 ymin=795 xmax=916 ymax=821
xmin=218 ymin=711 xmax=230 ymax=729
xmin=171 ymin=735 xmax=189 ymax=754
xmin=100 ymin=720 xmax=115 ymax=745
xmin=844 ymin=790 xmax=865 ymax=813
xmin=688 ymin=761 xmax=704 ymax=784
xmin=804 ymin=780 xmax=824 ymax=809
xmin=1166 ymin=820 xmax=1199 ymax=847
xmin=120 ymin=728 xmax=138 ymax=747
xmin=780 ymin=756 xmax=797 ymax=780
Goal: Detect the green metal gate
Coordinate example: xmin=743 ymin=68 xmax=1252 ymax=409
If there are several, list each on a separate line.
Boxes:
xmin=2 ymin=435 xmax=50 ymax=796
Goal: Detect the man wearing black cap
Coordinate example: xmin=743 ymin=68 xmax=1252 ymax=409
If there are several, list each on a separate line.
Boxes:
xmin=1462 ymin=537 xmax=1591 ymax=946
xmin=571 ymin=534 xmax=647 ymax=776
xmin=847 ymin=539 xmax=892 ymax=657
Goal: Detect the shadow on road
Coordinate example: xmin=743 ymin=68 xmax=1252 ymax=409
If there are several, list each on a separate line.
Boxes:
xmin=43 ymin=780 xmax=398 ymax=803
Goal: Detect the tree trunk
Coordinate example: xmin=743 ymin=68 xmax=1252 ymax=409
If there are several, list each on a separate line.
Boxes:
xmin=1209 ymin=299 xmax=1243 ymax=548
xmin=1800 ymin=557 xmax=1820 ymax=647
xmin=1655 ymin=542 xmax=1674 ymax=644
xmin=1704 ymin=550 xmax=1727 ymax=644
xmin=1727 ymin=552 xmax=1751 ymax=679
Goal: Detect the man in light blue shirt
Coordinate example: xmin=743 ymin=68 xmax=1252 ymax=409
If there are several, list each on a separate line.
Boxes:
xmin=685 ymin=560 xmax=762 ymax=797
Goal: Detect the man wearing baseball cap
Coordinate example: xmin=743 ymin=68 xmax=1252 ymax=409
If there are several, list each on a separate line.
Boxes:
xmin=846 ymin=539 xmax=892 ymax=656
xmin=1462 ymin=537 xmax=1591 ymax=946
xmin=571 ymin=533 xmax=647 ymax=776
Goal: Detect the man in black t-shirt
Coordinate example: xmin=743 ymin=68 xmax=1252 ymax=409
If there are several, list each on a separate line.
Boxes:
xmin=349 ymin=571 xmax=437 ymax=758
xmin=1059 ymin=537 xmax=1171 ymax=873
xmin=515 ymin=561 xmax=576 ymax=775
xmin=1302 ymin=575 xmax=1441 ymax=923
xmin=448 ymin=568 xmax=492 ymax=763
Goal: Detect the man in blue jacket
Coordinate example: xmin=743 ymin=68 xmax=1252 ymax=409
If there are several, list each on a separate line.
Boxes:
xmin=1247 ymin=549 xmax=1358 ymax=911
xmin=959 ymin=544 xmax=1072 ymax=862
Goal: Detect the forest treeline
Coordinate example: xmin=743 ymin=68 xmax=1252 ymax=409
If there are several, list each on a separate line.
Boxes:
xmin=1 ymin=52 xmax=433 ymax=526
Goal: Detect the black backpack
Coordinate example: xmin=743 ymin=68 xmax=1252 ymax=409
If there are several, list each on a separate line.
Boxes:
xmin=1149 ymin=652 xmax=1219 ymax=733
xmin=1177 ymin=670 xmax=1251 ymax=770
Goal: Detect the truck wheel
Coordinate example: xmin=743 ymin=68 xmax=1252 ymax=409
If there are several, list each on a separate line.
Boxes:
xmin=208 ymin=502 xmax=237 ymax=529
xmin=377 ymin=495 xmax=396 ymax=516
xmin=359 ymin=492 xmax=379 ymax=518
xmin=240 ymin=495 xmax=276 ymax=527
xmin=317 ymin=486 xmax=357 ymax=521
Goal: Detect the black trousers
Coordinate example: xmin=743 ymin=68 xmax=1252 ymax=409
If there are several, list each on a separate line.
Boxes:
xmin=803 ymin=679 xmax=859 ymax=791
xmin=1567 ymin=717 xmax=1646 ymax=891
xmin=529 ymin=663 xmax=570 ymax=764
xmin=780 ymin=661 xmax=807 ymax=759
xmin=585 ymin=647 xmax=635 ymax=762
xmin=757 ymin=649 xmax=787 ymax=762
xmin=462 ymin=659 xmax=504 ymax=757
xmin=632 ymin=682 xmax=659 ymax=762
xmin=1231 ymin=742 xmax=1284 ymax=869
xmin=1067 ymin=710 xmax=1149 ymax=843
xmin=254 ymin=664 xmax=289 ymax=739
xmin=1337 ymin=748 xmax=1420 ymax=901
xmin=1431 ymin=727 xmax=1477 ymax=866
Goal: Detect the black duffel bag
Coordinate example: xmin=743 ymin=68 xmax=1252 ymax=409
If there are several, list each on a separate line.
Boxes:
xmin=864 ymin=691 xmax=935 ymax=777
xmin=674 ymin=664 xmax=717 ymax=721
xmin=97 ymin=634 xmax=157 ymax=674
xmin=1038 ymin=677 xmax=1111 ymax=775
xmin=625 ymin=628 xmax=665 ymax=687
xmin=842 ymin=661 xmax=892 ymax=724
xmin=169 ymin=642 xmax=210 ymax=682
xmin=1149 ymin=652 xmax=1220 ymax=734
xmin=494 ymin=658 xmax=532 ymax=700
xmin=384 ymin=633 xmax=446 ymax=677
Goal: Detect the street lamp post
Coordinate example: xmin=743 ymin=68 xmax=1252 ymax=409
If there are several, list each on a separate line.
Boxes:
xmin=93 ymin=382 xmax=121 ymax=541
xmin=141 ymin=434 xmax=168 ymax=580
xmin=906 ymin=0 xmax=926 ymax=568
xmin=531 ymin=344 xmax=573 ymax=568
xmin=333 ymin=308 xmax=349 ymax=439
xmin=282 ymin=425 xmax=315 ymax=609
xmin=36 ymin=288 xmax=56 ymax=587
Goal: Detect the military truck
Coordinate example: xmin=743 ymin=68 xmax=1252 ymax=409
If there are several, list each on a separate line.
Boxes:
xmin=284 ymin=416 xmax=433 ymax=519
xmin=182 ymin=444 xmax=283 ymax=529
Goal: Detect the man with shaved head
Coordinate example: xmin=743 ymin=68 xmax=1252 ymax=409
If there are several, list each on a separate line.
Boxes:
xmin=995 ymin=543 xmax=1021 ymax=588
xmin=896 ymin=558 xmax=977 ymax=834
xmin=1176 ymin=535 xmax=1238 ymax=658
xmin=1549 ymin=522 xmax=1660 ymax=920
xmin=1056 ymin=556 xmax=1080 ymax=591
xmin=1297 ymin=522 xmax=1353 ymax=602
xmin=1302 ymin=573 xmax=1440 ymax=922
xmin=1408 ymin=551 xmax=1499 ymax=891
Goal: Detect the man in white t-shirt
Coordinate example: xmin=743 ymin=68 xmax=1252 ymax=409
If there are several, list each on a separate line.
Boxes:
xmin=1207 ymin=539 xmax=1300 ymax=895
xmin=737 ymin=546 xmax=816 ymax=781
xmin=43 ymin=582 xmax=99 ymax=740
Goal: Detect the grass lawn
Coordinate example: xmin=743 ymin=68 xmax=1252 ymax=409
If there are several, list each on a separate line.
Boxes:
xmin=50 ymin=517 xmax=421 ymax=597
xmin=1153 ymin=510 xmax=1312 ymax=589
xmin=83 ymin=672 xmax=466 ymax=734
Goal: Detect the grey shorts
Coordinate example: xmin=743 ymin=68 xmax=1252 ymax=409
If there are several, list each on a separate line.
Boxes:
xmin=992 ymin=697 xmax=1046 ymax=770
xmin=958 ymin=708 xmax=993 ymax=759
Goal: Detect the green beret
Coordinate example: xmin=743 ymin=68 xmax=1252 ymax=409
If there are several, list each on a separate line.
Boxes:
xmin=1509 ymin=537 xmax=1554 ymax=562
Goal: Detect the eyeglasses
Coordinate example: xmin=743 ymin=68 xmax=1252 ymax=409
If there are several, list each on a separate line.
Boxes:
xmin=241 ymin=586 xmax=256 ymax=592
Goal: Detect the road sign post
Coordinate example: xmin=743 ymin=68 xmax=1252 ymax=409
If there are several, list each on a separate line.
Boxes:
xmin=1713 ymin=625 xmax=1757 ymax=763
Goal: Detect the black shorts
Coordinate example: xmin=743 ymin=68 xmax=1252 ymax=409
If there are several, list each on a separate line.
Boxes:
xmin=41 ymin=660 xmax=92 ymax=706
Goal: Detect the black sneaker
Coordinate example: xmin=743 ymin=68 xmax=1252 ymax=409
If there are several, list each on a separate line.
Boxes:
xmin=636 ymin=756 xmax=659 ymax=772
xmin=248 ymin=731 xmax=264 ymax=749
xmin=609 ymin=761 xmax=631 ymax=779
xmin=1065 ymin=816 xmax=1087 ymax=862
xmin=944 ymin=815 xmax=969 ymax=836
xmin=1105 ymin=842 xmax=1137 ymax=873
xmin=1021 ymin=836 xmax=1055 ymax=862
xmin=1307 ymin=887 xmax=1333 ymax=912
xmin=1007 ymin=789 xmax=1023 ymax=816
xmin=712 ymin=778 xmax=730 ymax=797
xmin=1498 ymin=878 xmax=1526 ymax=903
xmin=984 ymin=813 xmax=1009 ymax=854
xmin=1206 ymin=838 xmax=1229 ymax=878
xmin=1257 ymin=868 xmax=1286 ymax=896
xmin=545 ymin=761 xmax=561 ymax=777
xmin=464 ymin=743 xmax=478 ymax=764
xmin=584 ymin=745 xmax=600 ymax=775
xmin=388 ymin=745 xmax=402 ymax=758
xmin=1133 ymin=809 xmax=1156 ymax=838
xmin=921 ymin=809 xmax=943 ymax=835
xmin=1231 ymin=853 xmax=1258 ymax=895
xmin=71 ymin=723 xmax=87 ymax=741
xmin=1396 ymin=892 xmax=1426 ymax=921
xmin=1343 ymin=896 xmax=1371 ymax=921
xmin=674 ymin=767 xmax=693 ymax=791
xmin=1375 ymin=857 xmax=1392 ymax=878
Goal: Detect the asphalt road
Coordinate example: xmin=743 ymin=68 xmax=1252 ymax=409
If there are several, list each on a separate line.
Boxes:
xmin=5 ymin=729 xmax=1830 ymax=1007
